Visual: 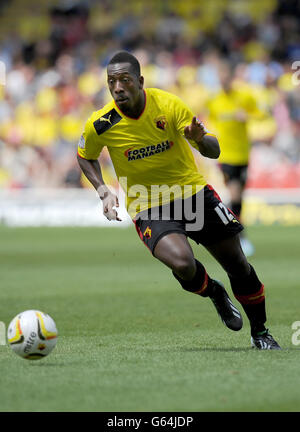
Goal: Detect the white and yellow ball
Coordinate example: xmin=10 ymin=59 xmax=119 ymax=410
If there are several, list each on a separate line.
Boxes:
xmin=7 ymin=310 xmax=58 ymax=360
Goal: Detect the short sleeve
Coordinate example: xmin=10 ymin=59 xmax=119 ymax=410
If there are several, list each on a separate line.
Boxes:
xmin=77 ymin=116 xmax=105 ymax=160
xmin=172 ymin=94 xmax=216 ymax=149
xmin=172 ymin=95 xmax=194 ymax=137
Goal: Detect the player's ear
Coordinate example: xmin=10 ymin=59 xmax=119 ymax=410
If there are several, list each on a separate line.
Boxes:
xmin=139 ymin=76 xmax=144 ymax=89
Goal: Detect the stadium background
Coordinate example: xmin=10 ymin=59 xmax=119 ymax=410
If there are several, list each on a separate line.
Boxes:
xmin=0 ymin=0 xmax=299 ymax=226
xmin=1 ymin=0 xmax=300 ymax=414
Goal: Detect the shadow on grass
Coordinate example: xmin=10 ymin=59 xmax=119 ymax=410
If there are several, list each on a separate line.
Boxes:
xmin=179 ymin=347 xmax=252 ymax=352
xmin=179 ymin=347 xmax=299 ymax=352
xmin=28 ymin=361 xmax=75 ymax=367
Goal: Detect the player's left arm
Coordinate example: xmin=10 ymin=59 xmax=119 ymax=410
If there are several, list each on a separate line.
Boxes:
xmin=172 ymin=94 xmax=220 ymax=159
xmin=184 ymin=116 xmax=220 ymax=159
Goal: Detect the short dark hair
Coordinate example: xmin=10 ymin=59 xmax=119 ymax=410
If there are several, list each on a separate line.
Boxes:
xmin=108 ymin=51 xmax=141 ymax=77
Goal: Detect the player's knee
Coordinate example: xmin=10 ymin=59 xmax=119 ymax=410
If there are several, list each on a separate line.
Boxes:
xmin=172 ymin=255 xmax=196 ymax=280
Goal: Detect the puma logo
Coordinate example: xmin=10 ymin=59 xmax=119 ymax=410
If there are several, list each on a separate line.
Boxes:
xmin=93 ymin=108 xmax=122 ymax=135
xmin=99 ymin=114 xmax=112 ymax=125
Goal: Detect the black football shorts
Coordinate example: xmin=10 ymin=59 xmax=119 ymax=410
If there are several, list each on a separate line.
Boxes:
xmin=133 ymin=184 xmax=244 ymax=255
xmin=219 ymin=163 xmax=248 ymax=186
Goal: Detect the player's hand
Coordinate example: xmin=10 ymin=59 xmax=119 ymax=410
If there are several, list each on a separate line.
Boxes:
xmin=184 ymin=116 xmax=207 ymax=143
xmin=97 ymin=185 xmax=122 ymax=222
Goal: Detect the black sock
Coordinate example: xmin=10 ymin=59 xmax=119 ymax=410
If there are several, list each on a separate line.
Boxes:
xmin=172 ymin=259 xmax=213 ymax=297
xmin=229 ymin=264 xmax=266 ymax=335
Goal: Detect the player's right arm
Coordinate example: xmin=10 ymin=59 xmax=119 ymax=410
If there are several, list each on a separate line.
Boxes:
xmin=77 ymin=118 xmax=121 ymax=221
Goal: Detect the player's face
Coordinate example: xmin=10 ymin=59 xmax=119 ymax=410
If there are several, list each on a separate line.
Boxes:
xmin=218 ymin=66 xmax=232 ymax=91
xmin=107 ymin=62 xmax=144 ymax=113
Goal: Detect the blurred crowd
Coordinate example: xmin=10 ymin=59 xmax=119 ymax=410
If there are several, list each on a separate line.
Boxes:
xmin=0 ymin=0 xmax=300 ymax=190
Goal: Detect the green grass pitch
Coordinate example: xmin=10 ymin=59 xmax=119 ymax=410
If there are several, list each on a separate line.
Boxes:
xmin=0 ymin=224 xmax=299 ymax=412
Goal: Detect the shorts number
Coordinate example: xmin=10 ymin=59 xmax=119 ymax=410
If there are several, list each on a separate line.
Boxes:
xmin=214 ymin=202 xmax=234 ymax=225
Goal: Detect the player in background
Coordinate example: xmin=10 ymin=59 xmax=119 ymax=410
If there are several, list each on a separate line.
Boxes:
xmin=206 ymin=62 xmax=263 ymax=257
xmin=77 ymin=51 xmax=281 ymax=350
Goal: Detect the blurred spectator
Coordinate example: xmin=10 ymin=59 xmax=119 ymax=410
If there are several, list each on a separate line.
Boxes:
xmin=0 ymin=0 xmax=299 ymax=190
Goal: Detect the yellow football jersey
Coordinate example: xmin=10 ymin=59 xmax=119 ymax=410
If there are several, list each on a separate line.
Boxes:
xmin=78 ymin=88 xmax=210 ymax=218
xmin=207 ymin=87 xmax=260 ymax=165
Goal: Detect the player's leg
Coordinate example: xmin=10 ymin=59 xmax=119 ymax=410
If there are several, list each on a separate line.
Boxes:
xmin=226 ymin=183 xmax=256 ymax=258
xmin=228 ymin=175 xmax=255 ymax=257
xmin=225 ymin=179 xmax=243 ymax=219
xmin=187 ymin=185 xmax=280 ymax=348
xmin=134 ymin=206 xmax=242 ymax=331
xmin=220 ymin=164 xmax=245 ymax=220
xmin=153 ymin=232 xmax=243 ymax=331
xmin=134 ymin=216 xmax=205 ymax=290
xmin=220 ymin=164 xmax=254 ymax=257
xmin=153 ymin=232 xmax=196 ymax=279
xmin=205 ymin=235 xmax=280 ymax=349
xmin=153 ymin=232 xmax=209 ymax=294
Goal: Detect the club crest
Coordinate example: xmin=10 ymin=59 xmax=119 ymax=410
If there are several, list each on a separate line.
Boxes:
xmin=155 ymin=116 xmax=167 ymax=131
xmin=143 ymin=226 xmax=152 ymax=239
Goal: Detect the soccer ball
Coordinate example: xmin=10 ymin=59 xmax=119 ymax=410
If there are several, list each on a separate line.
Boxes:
xmin=7 ymin=310 xmax=58 ymax=360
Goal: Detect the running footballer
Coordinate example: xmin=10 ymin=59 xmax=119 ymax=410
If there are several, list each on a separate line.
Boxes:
xmin=77 ymin=51 xmax=280 ymax=350
xmin=207 ymin=62 xmax=261 ymax=257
